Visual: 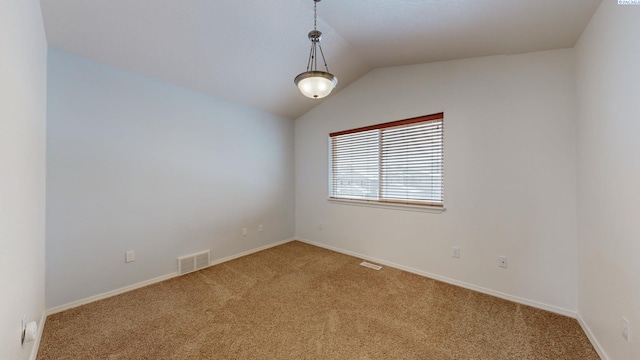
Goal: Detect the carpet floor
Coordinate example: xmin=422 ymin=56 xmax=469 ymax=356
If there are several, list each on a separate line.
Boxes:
xmin=38 ymin=241 xmax=599 ymax=359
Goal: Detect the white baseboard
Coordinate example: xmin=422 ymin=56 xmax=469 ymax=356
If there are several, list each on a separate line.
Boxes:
xmin=296 ymin=237 xmax=577 ymax=318
xmin=39 ymin=237 xmax=604 ymax=359
xmin=577 ymin=313 xmax=608 ymax=360
xmin=46 ymin=272 xmax=178 ymax=316
xmin=207 ymin=238 xmax=294 ymax=267
xmin=28 ymin=311 xmax=47 ymax=360
xmin=46 ymin=238 xmax=296 ymax=316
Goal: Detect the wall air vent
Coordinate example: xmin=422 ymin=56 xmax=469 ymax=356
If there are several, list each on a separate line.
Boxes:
xmin=360 ymin=261 xmax=382 ymax=270
xmin=178 ymin=250 xmax=210 ymax=275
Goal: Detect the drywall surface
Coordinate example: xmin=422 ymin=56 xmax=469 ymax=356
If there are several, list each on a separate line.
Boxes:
xmin=295 ymin=49 xmax=578 ymax=313
xmin=576 ymin=1 xmax=640 ymax=359
xmin=46 ymin=49 xmax=295 ymax=308
xmin=0 ymin=0 xmax=47 ymax=359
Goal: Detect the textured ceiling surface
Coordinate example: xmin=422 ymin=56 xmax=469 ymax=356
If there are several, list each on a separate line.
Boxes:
xmin=40 ymin=0 xmax=601 ymax=119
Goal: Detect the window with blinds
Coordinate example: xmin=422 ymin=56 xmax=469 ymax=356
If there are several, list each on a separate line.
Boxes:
xmin=329 ymin=113 xmax=443 ymax=207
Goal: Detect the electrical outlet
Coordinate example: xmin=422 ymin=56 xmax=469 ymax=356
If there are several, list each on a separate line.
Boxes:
xmin=242 ymin=227 xmax=248 ymax=236
xmin=319 ymin=223 xmax=323 ymax=231
xmin=498 ymin=255 xmax=507 ymax=268
xmin=125 ymin=250 xmax=135 ymax=263
xmin=258 ymin=224 xmax=263 ymax=232
xmin=622 ymin=317 xmax=631 ymax=342
xmin=452 ymin=246 xmax=460 ymax=258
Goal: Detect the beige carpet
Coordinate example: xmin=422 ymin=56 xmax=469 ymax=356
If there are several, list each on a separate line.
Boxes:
xmin=38 ymin=241 xmax=599 ymax=359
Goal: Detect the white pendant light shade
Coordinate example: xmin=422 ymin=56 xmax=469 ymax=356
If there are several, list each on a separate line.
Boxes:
xmin=294 ymin=71 xmax=338 ymax=99
xmin=295 ymin=0 xmax=338 ymax=99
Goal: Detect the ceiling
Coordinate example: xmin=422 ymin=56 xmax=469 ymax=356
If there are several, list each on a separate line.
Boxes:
xmin=40 ymin=0 xmax=601 ymax=119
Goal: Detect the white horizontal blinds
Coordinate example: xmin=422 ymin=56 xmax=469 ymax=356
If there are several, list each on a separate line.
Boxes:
xmin=330 ymin=112 xmax=444 ymax=207
xmin=330 ymin=129 xmax=380 ymax=200
xmin=380 ymin=119 xmax=443 ymax=205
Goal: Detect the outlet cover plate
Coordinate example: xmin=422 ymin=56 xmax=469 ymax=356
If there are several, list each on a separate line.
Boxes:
xmin=498 ymin=256 xmax=507 ymax=268
xmin=125 ymin=250 xmax=135 ymax=263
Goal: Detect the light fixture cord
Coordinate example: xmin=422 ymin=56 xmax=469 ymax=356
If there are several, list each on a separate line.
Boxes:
xmin=312 ymin=1 xmax=318 ymax=71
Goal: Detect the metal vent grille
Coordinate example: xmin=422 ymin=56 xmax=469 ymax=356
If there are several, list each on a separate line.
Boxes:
xmin=178 ymin=250 xmax=210 ymax=275
xmin=360 ymin=261 xmax=382 ymax=270
xmin=195 ymin=252 xmax=209 ymax=270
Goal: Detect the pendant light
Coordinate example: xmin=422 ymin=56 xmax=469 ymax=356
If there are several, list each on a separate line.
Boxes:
xmin=294 ymin=0 xmax=338 ymax=99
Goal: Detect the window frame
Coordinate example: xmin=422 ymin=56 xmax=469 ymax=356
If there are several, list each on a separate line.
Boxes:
xmin=328 ymin=112 xmax=444 ymax=211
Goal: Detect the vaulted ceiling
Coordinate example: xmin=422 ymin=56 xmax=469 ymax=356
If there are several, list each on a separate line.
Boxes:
xmin=40 ymin=0 xmax=601 ymax=119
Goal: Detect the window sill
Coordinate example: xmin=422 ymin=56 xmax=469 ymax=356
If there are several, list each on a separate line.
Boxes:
xmin=327 ymin=198 xmax=446 ymax=213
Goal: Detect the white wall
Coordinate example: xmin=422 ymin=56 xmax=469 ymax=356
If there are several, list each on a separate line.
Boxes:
xmin=576 ymin=1 xmax=640 ymax=359
xmin=0 ymin=0 xmax=47 ymax=359
xmin=46 ymin=49 xmax=295 ymax=309
xmin=295 ymin=49 xmax=578 ymax=314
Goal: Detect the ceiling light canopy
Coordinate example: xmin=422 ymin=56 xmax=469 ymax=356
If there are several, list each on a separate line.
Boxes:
xmin=294 ymin=0 xmax=338 ymax=99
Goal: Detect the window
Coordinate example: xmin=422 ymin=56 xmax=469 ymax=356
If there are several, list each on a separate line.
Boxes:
xmin=329 ymin=112 xmax=443 ymax=207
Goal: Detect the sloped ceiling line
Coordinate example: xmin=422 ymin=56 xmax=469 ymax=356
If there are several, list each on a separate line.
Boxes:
xmin=40 ymin=0 xmax=601 ymax=119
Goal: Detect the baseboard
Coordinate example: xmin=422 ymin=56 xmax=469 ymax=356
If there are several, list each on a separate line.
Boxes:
xmin=46 ymin=238 xmax=296 ymax=316
xmin=577 ymin=313 xmax=608 ymax=360
xmin=27 ymin=311 xmax=46 ymax=360
xmin=45 ymin=272 xmax=179 ymax=316
xmin=207 ymin=238 xmax=295 ymax=267
xmin=39 ymin=237 xmax=601 ymax=359
xmin=296 ymin=238 xmax=577 ymax=318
